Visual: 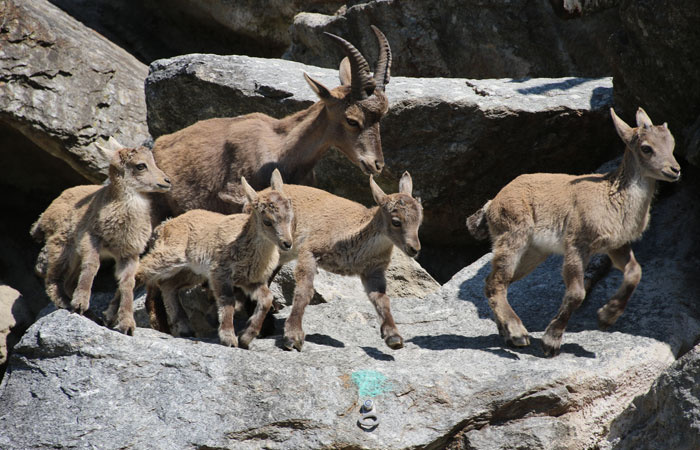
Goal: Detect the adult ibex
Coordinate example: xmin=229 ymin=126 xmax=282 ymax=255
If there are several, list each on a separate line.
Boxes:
xmin=151 ymin=26 xmax=392 ymax=218
xmin=467 ymin=107 xmax=681 ymax=356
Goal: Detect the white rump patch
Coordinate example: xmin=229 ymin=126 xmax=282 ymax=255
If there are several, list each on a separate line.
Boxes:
xmin=531 ymin=229 xmax=565 ymax=254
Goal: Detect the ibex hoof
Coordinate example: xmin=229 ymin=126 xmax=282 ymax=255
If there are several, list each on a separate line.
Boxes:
xmin=597 ymin=318 xmax=613 ymax=331
xmin=115 ymin=319 xmax=136 ymax=336
xmin=219 ymin=329 xmax=239 ymax=347
xmin=499 ymin=320 xmax=530 ymax=347
xmin=238 ymin=331 xmax=257 ymax=350
xmin=541 ymin=334 xmax=562 ymax=357
xmin=282 ymin=336 xmax=303 ymax=352
xmin=102 ymin=306 xmax=117 ymax=326
xmin=271 ymin=298 xmax=285 ymax=312
xmin=385 ymin=335 xmax=404 ymax=349
xmin=507 ymin=335 xmax=530 ymax=347
xmin=70 ymin=299 xmax=89 ymax=315
xmin=180 ymin=329 xmax=195 ymax=338
xmin=597 ymin=305 xmax=622 ymax=330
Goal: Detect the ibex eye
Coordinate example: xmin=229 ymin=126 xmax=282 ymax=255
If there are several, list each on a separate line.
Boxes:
xmin=346 ymin=118 xmax=360 ymax=128
xmin=391 ymin=218 xmax=401 ymax=227
xmin=263 ymin=219 xmax=273 ymax=227
xmin=641 ymin=145 xmax=653 ymax=155
xmin=135 ymin=163 xmax=147 ymax=171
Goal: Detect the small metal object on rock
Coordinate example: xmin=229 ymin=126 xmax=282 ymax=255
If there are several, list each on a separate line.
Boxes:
xmin=357 ymin=398 xmax=379 ymax=430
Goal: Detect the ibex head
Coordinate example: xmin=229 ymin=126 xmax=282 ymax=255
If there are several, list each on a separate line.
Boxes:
xmin=610 ymin=107 xmax=681 ymax=182
xmin=304 ymin=26 xmax=392 ymax=176
xmin=370 ymin=171 xmax=423 ymax=258
xmin=242 ymin=169 xmax=295 ymax=252
xmin=97 ymin=141 xmax=171 ymax=193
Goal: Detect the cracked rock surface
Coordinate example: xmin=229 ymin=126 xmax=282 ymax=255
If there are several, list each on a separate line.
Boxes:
xmin=0 ymin=0 xmax=150 ymax=182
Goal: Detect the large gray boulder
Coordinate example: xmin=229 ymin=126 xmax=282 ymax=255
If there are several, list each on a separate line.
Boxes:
xmin=1 ymin=177 xmax=698 ymax=449
xmin=0 ymin=0 xmax=150 ymax=183
xmin=285 ymin=0 xmax=620 ymax=79
xmin=145 ymin=54 xmax=619 ymax=275
xmin=604 ymin=345 xmax=700 ymax=449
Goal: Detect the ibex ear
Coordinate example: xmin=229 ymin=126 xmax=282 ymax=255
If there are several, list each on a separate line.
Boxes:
xmin=398 ymin=171 xmax=413 ymax=195
xmin=636 ymin=107 xmax=654 ymax=129
xmin=270 ymin=168 xmax=285 ymax=194
xmin=610 ymin=108 xmax=634 ymax=145
xmin=339 ymin=57 xmax=352 ymax=86
xmin=304 ymin=73 xmax=332 ymax=100
xmin=241 ymin=177 xmax=258 ymax=204
xmin=94 ymin=138 xmax=122 ymax=162
xmin=369 ymin=176 xmax=387 ymax=206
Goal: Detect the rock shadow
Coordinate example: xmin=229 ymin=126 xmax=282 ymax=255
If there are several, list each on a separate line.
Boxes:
xmin=305 ymin=333 xmax=345 ymax=348
xmin=591 ymin=85 xmax=613 ymax=110
xmin=509 ymin=77 xmax=596 ymax=95
xmin=360 ymin=346 xmax=395 ymax=362
xmin=272 ymin=333 xmax=345 ymax=351
xmin=408 ymin=333 xmax=595 ymax=359
xmin=457 ymin=255 xmax=602 ymax=334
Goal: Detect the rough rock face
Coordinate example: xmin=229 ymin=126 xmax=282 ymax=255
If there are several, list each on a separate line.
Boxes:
xmin=0 ymin=285 xmax=33 ymax=374
xmin=1 ymin=178 xmax=698 ymax=449
xmin=47 ymin=0 xmax=345 ymax=64
xmin=145 ymin=53 xmax=619 ymax=278
xmin=604 ymin=346 xmax=700 ymax=450
xmin=285 ymin=0 xmax=620 ymax=79
xmin=606 ymin=0 xmax=700 ymax=167
xmin=0 ymin=0 xmax=150 ymax=183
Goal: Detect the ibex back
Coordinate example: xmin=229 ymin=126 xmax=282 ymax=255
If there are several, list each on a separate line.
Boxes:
xmin=152 ymin=26 xmax=392 ymax=218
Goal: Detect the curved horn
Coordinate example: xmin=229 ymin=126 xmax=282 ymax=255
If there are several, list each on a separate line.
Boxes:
xmin=324 ymin=31 xmax=375 ymax=100
xmin=370 ymin=25 xmax=391 ymax=91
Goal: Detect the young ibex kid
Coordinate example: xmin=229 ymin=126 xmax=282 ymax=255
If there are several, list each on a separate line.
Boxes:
xmin=30 ymin=143 xmax=171 ymax=335
xmin=151 ymin=26 xmax=392 ymax=218
xmin=277 ymin=172 xmax=422 ymax=351
xmin=467 ymin=107 xmax=681 ymax=356
xmin=137 ymin=170 xmax=294 ymax=348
